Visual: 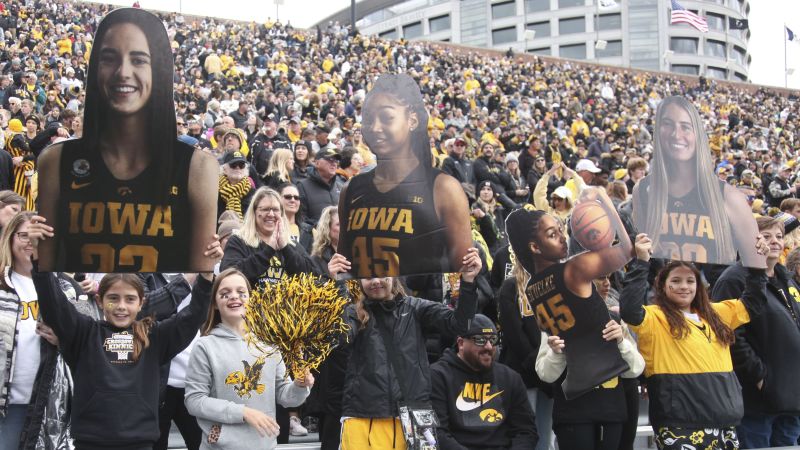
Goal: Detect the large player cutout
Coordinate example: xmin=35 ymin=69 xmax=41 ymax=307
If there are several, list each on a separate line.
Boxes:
xmin=632 ymin=96 xmax=764 ymax=268
xmin=507 ymin=188 xmax=630 ymax=400
xmin=37 ymin=8 xmax=219 ymax=273
xmin=338 ymin=74 xmax=472 ymax=278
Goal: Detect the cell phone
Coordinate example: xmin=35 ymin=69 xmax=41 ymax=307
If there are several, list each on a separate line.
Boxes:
xmin=74 ymin=273 xmax=86 ymax=282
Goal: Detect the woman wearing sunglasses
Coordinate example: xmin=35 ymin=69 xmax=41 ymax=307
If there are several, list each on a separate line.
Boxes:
xmin=279 ymin=183 xmax=313 ymax=253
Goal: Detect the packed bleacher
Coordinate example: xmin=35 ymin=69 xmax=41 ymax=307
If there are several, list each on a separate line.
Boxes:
xmin=1 ymin=0 xmax=800 ymax=449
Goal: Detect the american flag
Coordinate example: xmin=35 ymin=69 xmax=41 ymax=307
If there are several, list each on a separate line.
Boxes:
xmin=670 ymin=0 xmax=709 ymax=33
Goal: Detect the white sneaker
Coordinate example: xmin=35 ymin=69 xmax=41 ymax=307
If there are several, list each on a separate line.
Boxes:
xmin=289 ymin=416 xmax=308 ymax=436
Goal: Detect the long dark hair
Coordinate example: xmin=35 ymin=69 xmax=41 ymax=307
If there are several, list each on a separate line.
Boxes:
xmin=653 ymin=261 xmax=734 ymax=346
xmin=362 ymin=74 xmax=432 ymax=172
xmin=97 ymin=274 xmax=153 ymax=362
xmin=505 ymin=207 xmax=547 ymax=276
xmin=82 ymin=8 xmax=177 ymax=205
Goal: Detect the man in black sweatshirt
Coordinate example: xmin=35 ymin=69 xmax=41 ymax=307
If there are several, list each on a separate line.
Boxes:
xmin=430 ymin=314 xmax=538 ymax=450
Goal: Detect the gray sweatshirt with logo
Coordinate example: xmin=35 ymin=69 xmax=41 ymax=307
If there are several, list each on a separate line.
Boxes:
xmin=184 ymin=324 xmax=309 ymax=449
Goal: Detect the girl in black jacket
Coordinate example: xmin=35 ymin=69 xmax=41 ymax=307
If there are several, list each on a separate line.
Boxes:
xmin=327 ymin=248 xmax=482 ymax=450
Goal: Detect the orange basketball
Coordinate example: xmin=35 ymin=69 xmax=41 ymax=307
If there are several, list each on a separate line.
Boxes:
xmin=571 ymin=201 xmax=614 ymax=251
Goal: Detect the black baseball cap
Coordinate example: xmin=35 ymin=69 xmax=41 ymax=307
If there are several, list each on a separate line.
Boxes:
xmin=317 ymin=148 xmax=341 ymax=161
xmin=223 ymin=151 xmax=247 ymax=165
xmin=461 ymin=314 xmax=497 ymax=337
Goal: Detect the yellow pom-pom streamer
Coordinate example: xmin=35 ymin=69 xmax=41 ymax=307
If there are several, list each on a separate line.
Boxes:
xmin=244 ymin=274 xmax=350 ymax=379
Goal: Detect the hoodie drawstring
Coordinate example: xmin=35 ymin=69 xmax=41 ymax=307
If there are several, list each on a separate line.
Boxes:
xmin=392 ymin=416 xmax=397 ymax=448
xmin=368 ymin=418 xmax=373 ymax=446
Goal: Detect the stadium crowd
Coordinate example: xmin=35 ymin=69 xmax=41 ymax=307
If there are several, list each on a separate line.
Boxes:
xmin=0 ymin=0 xmax=800 ymax=449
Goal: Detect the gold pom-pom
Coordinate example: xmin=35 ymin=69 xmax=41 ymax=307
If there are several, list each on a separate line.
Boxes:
xmin=244 ymin=274 xmax=350 ymax=379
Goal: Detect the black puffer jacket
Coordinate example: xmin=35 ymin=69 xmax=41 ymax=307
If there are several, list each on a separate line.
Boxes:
xmin=296 ymin=170 xmax=345 ymax=224
xmin=340 ymin=281 xmax=477 ymax=418
xmin=712 ymin=263 xmax=800 ymax=414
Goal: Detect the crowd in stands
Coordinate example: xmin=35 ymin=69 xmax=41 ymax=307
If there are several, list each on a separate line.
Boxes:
xmin=1 ymin=0 xmax=800 ymax=448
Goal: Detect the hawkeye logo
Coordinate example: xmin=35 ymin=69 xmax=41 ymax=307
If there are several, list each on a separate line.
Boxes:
xmin=455 ymin=382 xmax=503 ymax=412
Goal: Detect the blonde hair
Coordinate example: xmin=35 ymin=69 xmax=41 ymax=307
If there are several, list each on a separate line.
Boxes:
xmin=354 ymin=278 xmax=406 ymax=329
xmin=311 ymin=206 xmax=338 ymax=258
xmin=237 ymin=187 xmax=292 ymax=248
xmin=266 ymin=148 xmax=293 ymax=182
xmin=511 ymin=253 xmax=532 ymax=315
xmin=0 ymin=211 xmax=33 ymax=276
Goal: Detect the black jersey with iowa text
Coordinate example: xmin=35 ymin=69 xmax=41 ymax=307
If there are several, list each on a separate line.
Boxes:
xmin=56 ymin=139 xmax=193 ymax=272
xmin=526 ymin=262 xmax=628 ymax=400
xmin=340 ymin=168 xmax=448 ymax=278
xmin=636 ymin=177 xmax=730 ymax=265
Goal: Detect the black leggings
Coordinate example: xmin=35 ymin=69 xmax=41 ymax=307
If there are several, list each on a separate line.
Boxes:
xmin=154 ymin=386 xmax=201 ymax=450
xmin=554 ymin=422 xmax=623 ymax=450
xmin=619 ymin=378 xmax=640 ymax=450
xmin=276 ymin=404 xmax=291 ymax=443
xmin=319 ymin=412 xmax=343 ymax=450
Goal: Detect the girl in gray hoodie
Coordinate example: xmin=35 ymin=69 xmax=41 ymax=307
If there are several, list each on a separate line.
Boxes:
xmin=184 ymin=268 xmax=314 ymax=449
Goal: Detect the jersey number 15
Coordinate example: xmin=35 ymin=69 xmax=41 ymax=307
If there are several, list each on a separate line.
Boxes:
xmin=535 ymin=294 xmax=576 ymax=335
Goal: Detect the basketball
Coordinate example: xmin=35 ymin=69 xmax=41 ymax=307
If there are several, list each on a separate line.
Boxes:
xmin=571 ymin=201 xmax=614 ymax=251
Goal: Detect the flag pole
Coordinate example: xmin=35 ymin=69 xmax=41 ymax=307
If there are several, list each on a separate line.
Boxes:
xmin=786 ymin=24 xmax=789 ymax=88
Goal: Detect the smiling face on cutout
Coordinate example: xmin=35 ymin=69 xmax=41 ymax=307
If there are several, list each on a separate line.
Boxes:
xmin=361 ymin=92 xmax=418 ymax=158
xmin=96 ymin=22 xmax=152 ymax=117
xmin=659 ymin=103 xmax=696 ymax=164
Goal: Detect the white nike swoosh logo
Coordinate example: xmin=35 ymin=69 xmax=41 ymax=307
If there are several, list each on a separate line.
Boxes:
xmin=455 ymin=390 xmax=503 ymax=412
xmin=351 ymin=194 xmax=366 ymax=204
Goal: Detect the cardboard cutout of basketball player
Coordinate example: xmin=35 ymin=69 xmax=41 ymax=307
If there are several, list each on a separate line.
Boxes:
xmin=337 ymin=74 xmax=472 ymax=278
xmin=36 ymin=8 xmax=219 ymax=273
xmin=506 ymin=187 xmax=631 ymax=400
xmin=632 ymin=96 xmax=764 ymax=268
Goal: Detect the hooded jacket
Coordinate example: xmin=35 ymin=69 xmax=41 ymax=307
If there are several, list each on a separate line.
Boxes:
xmin=341 ymin=280 xmax=477 ymax=419
xmin=0 ymin=268 xmax=97 ymax=449
xmin=712 ymin=262 xmax=800 ymax=414
xmin=184 ymin=324 xmax=310 ymax=450
xmin=33 ymin=268 xmax=212 ymax=448
xmin=430 ymin=348 xmax=538 ymax=450
xmin=620 ymin=258 xmax=767 ymax=428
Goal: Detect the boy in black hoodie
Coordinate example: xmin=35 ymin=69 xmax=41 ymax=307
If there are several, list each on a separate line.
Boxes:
xmin=430 ymin=314 xmax=538 ymax=450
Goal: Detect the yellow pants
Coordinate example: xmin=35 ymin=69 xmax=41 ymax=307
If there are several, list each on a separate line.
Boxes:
xmin=341 ymin=417 xmax=407 ymax=450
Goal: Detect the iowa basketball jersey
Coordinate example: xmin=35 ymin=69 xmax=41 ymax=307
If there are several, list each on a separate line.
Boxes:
xmin=56 ymin=139 xmax=193 ymax=272
xmin=636 ymin=177 xmax=729 ymax=265
xmin=340 ymin=168 xmax=448 ymax=278
xmin=526 ymin=263 xmax=628 ymax=400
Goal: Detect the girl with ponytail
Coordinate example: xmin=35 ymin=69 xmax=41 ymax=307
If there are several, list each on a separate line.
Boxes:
xmin=27 ymin=215 xmax=221 ymax=449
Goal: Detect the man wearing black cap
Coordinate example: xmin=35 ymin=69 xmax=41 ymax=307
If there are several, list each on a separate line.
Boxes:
xmin=218 ymin=151 xmax=255 ymax=219
xmin=296 ymin=148 xmax=344 ymax=224
xmin=442 ymin=137 xmax=476 ymax=198
xmin=430 ymin=314 xmax=538 ymax=450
